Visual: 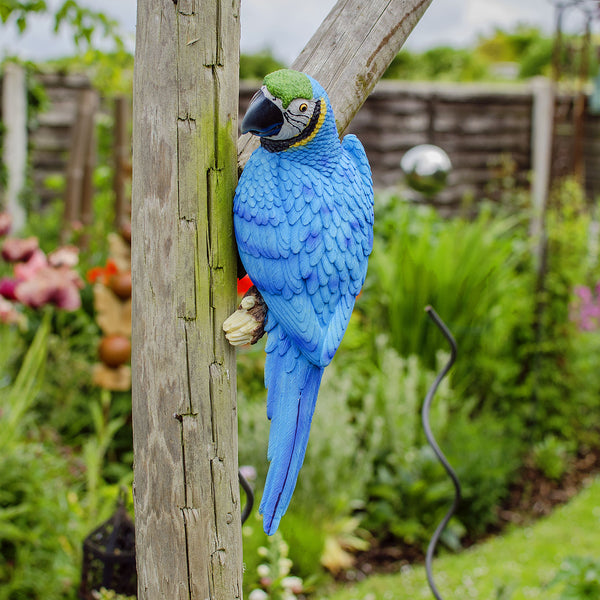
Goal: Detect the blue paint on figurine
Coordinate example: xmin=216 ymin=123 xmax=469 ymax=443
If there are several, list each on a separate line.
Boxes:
xmin=234 ymin=69 xmax=374 ymax=535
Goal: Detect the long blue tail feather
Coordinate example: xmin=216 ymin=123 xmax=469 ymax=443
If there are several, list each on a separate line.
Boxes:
xmin=260 ymin=328 xmax=324 ymax=535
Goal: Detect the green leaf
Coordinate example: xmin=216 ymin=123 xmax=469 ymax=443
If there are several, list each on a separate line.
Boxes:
xmin=0 ymin=311 xmax=50 ymax=444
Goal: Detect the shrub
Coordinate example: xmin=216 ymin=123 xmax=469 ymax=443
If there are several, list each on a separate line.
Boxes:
xmin=549 ymin=556 xmax=600 ymax=600
xmin=0 ymin=436 xmax=83 ymax=600
xmin=525 ymin=178 xmax=598 ymax=441
xmin=34 ymin=307 xmax=103 ymax=444
xmin=360 ymin=196 xmax=532 ymax=408
xmin=444 ymin=406 xmax=523 ymax=536
xmin=240 ymin=51 xmax=286 ymax=80
xmin=531 ymin=434 xmax=575 ymax=481
xmin=0 ymin=312 xmax=130 ymax=600
xmin=0 ymin=317 xmax=82 ymax=600
xmin=356 ymin=342 xmax=523 ymax=548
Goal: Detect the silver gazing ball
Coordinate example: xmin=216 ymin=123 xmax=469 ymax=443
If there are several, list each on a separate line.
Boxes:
xmin=400 ymin=144 xmax=452 ymax=197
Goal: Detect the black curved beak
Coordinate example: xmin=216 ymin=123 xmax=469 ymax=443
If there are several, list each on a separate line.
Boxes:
xmin=241 ymin=89 xmax=284 ymax=137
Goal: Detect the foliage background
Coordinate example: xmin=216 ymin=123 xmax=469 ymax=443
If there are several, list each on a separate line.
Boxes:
xmin=0 ymin=10 xmax=599 ymax=599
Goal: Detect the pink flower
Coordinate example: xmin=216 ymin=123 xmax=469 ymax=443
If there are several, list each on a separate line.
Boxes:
xmin=574 ymin=285 xmax=592 ymax=302
xmin=0 ymin=236 xmax=83 ymax=313
xmin=0 ymin=277 xmax=19 ymax=300
xmin=578 ymin=316 xmax=596 ymax=332
xmin=239 ymin=465 xmax=257 ymax=481
xmin=1 ymin=237 xmax=39 ymax=263
xmin=0 ymin=213 xmax=12 ymax=237
xmin=14 ymin=249 xmax=48 ymax=281
xmin=15 ymin=266 xmax=83 ymax=311
xmin=571 ymin=282 xmax=600 ymax=332
xmin=48 ymin=245 xmax=79 ymax=268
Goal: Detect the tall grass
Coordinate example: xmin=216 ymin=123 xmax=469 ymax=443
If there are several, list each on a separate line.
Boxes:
xmin=0 ymin=313 xmax=129 ymax=600
xmin=361 ymin=196 xmax=532 ymax=400
xmin=0 ymin=311 xmax=50 ymax=444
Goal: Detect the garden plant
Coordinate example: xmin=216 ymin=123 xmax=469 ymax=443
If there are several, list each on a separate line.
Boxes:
xmin=0 ymin=22 xmax=599 ymax=597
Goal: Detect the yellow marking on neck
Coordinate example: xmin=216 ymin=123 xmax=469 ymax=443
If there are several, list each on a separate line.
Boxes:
xmin=290 ymin=98 xmax=327 ymax=149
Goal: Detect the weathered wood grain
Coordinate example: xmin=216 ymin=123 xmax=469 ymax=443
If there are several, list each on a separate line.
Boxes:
xmin=131 ymin=1 xmax=242 ymax=598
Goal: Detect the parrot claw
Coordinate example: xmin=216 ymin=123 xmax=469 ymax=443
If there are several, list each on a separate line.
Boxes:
xmin=223 ymin=286 xmax=267 ymax=346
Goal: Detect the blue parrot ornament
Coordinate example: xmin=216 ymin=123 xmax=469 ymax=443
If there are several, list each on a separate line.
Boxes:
xmin=229 ymin=69 xmax=373 ymax=535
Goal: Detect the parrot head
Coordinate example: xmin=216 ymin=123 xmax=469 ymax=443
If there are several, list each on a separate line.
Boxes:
xmin=241 ymin=69 xmax=333 ymax=152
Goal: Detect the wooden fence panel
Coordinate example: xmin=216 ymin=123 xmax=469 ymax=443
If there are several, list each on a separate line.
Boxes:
xmin=29 ymin=73 xmax=92 ymax=204
xmin=9 ymin=76 xmax=600 ymax=216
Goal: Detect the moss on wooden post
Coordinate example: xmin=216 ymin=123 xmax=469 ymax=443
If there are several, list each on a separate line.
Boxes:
xmin=131 ymin=1 xmax=242 ymax=598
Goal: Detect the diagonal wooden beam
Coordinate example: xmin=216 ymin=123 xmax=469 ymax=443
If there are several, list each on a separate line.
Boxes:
xmin=238 ymin=0 xmax=434 ymax=167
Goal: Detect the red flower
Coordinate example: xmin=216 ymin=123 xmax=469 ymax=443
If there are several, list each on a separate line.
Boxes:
xmin=237 ymin=275 xmax=253 ymax=296
xmin=87 ymin=259 xmax=119 ymax=285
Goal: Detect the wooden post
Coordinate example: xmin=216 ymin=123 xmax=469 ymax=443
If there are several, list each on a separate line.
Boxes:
xmin=2 ymin=62 xmax=27 ymax=232
xmin=131 ymin=1 xmax=242 ymax=598
xmin=238 ymin=0 xmax=435 ymax=167
xmin=63 ymin=88 xmax=98 ymax=241
xmin=80 ymin=106 xmax=97 ymax=229
xmin=573 ymin=18 xmax=591 ymax=185
xmin=113 ymin=96 xmax=131 ymax=229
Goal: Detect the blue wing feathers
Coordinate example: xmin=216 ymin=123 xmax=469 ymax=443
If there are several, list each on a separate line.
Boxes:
xmin=233 ymin=94 xmax=374 ymax=535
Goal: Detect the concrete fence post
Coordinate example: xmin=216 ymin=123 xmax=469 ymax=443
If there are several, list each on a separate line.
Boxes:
xmin=530 ymin=76 xmax=555 ymax=268
xmin=2 ymin=62 xmax=27 ymax=232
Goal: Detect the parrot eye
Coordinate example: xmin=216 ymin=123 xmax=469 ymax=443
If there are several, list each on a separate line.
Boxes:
xmin=299 ymin=103 xmax=308 ymax=112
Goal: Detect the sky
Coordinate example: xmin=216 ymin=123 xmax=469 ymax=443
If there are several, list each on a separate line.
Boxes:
xmin=0 ymin=0 xmax=588 ymax=64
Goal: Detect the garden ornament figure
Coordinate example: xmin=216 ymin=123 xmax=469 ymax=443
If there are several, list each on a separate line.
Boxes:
xmin=223 ymin=69 xmax=374 ymax=535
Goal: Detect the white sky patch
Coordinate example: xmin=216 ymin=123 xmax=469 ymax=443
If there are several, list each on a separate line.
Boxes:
xmin=240 ymin=0 xmax=336 ymax=63
xmin=0 ymin=0 xmax=585 ymax=64
xmin=0 ymin=0 xmax=135 ymax=60
xmin=465 ymin=0 xmax=555 ymax=36
xmin=404 ymin=1 xmax=472 ymax=50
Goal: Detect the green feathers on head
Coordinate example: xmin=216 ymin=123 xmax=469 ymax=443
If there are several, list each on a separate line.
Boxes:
xmin=264 ymin=69 xmax=313 ymax=109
